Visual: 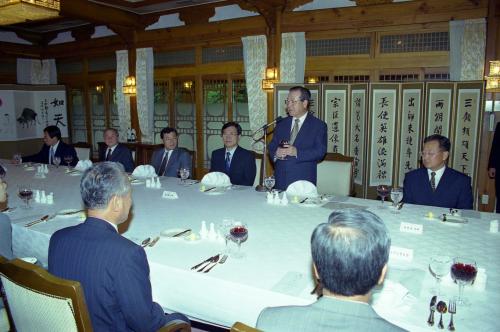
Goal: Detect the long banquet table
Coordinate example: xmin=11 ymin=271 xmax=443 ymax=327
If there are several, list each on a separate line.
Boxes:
xmin=3 ymin=161 xmax=500 ymax=331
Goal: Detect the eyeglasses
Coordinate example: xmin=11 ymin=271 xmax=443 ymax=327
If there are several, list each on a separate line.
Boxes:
xmin=420 ymin=150 xmax=442 ymax=158
xmin=222 ymin=133 xmax=238 ymax=137
xmin=284 ymin=99 xmax=302 ymax=105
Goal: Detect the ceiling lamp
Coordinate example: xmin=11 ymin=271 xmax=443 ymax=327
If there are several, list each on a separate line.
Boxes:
xmin=123 ymin=75 xmax=136 ymax=95
xmin=0 ymin=0 xmax=60 ymax=26
xmin=485 ymin=60 xmax=500 ymax=92
xmin=262 ymin=67 xmax=279 ymax=91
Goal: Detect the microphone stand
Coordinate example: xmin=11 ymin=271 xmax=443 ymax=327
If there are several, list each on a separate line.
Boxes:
xmin=253 ymin=117 xmax=281 ymax=192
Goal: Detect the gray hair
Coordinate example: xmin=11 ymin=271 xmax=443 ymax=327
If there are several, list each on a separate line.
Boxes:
xmin=311 ymin=209 xmax=391 ymax=296
xmin=80 ymin=162 xmax=131 ymax=210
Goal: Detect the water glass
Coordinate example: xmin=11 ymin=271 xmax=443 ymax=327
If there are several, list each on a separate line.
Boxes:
xmin=264 ymin=175 xmax=275 ymax=192
xmin=64 ymin=155 xmax=73 ymax=168
xmin=390 ymin=187 xmax=403 ymax=211
xmin=13 ymin=153 xmax=22 ymax=165
xmin=53 ymin=156 xmax=61 ymax=168
xmin=179 ymin=168 xmax=190 ymax=184
xmin=429 ymin=255 xmax=451 ymax=295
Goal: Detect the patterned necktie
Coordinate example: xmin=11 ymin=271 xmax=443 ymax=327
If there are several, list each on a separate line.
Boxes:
xmin=430 ymin=171 xmax=436 ymax=191
xmin=225 ymin=151 xmax=231 ymax=173
xmin=289 ymin=118 xmax=300 ymax=145
xmin=158 ymin=151 xmax=169 ymax=176
xmin=50 ymin=146 xmax=55 ymax=165
xmin=105 ymin=148 xmax=112 ymax=161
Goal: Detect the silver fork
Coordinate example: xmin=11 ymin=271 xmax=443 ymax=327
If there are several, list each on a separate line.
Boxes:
xmin=448 ymin=300 xmax=456 ymax=331
xmin=204 ymin=254 xmax=228 ymax=273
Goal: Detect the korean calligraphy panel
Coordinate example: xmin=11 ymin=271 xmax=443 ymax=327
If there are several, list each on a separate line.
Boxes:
xmin=322 ymin=84 xmax=348 ymax=154
xmin=273 ymin=83 xmax=321 ymax=119
xmin=398 ymin=83 xmax=424 ymax=185
xmin=426 ymin=83 xmax=454 ymax=137
xmin=349 ymin=84 xmax=368 ymax=190
xmin=369 ymin=84 xmax=399 ymax=187
xmin=451 ymin=82 xmax=483 ymax=183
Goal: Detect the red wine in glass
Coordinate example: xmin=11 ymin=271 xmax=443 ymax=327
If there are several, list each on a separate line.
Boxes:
xmin=18 ymin=188 xmax=33 ymax=208
xmin=450 ymin=258 xmax=477 ymax=305
xmin=230 ymin=224 xmax=248 ymax=258
xmin=277 ymin=140 xmax=289 ymax=160
xmin=64 ymin=155 xmax=73 ymax=167
xmin=376 ymin=185 xmax=390 ymax=207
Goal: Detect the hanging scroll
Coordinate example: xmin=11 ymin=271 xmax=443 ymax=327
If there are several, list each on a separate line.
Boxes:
xmin=451 ymin=82 xmax=483 ymax=181
xmin=322 ymin=84 xmax=348 ymax=154
xmin=426 ymin=83 xmax=454 ymax=137
xmin=273 ymin=83 xmax=321 ymax=119
xmin=369 ymin=84 xmax=398 ymax=187
xmin=398 ymin=83 xmax=424 ymax=185
xmin=349 ymin=84 xmax=368 ymax=187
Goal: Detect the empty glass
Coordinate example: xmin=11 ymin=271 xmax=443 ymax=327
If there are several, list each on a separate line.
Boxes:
xmin=390 ymin=187 xmax=403 ymax=211
xmin=64 ymin=155 xmax=73 ymax=168
xmin=429 ymin=255 xmax=451 ymax=295
xmin=53 ymin=156 xmax=61 ymax=168
xmin=179 ymin=168 xmax=190 ymax=184
xmin=264 ymin=175 xmax=275 ymax=192
xmin=13 ymin=153 xmax=22 ymax=165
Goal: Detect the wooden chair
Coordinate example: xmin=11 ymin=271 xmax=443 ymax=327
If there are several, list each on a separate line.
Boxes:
xmin=230 ymin=322 xmax=262 ymax=332
xmin=72 ymin=142 xmax=92 ymax=161
xmin=157 ymin=320 xmax=191 ymax=332
xmin=317 ymin=153 xmax=355 ymax=196
xmin=0 ymin=256 xmax=10 ymax=332
xmin=0 ymin=258 xmax=93 ymax=332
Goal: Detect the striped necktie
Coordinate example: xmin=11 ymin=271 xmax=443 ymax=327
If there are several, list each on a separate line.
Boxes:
xmin=106 ymin=148 xmax=112 ymax=161
xmin=225 ymin=151 xmax=231 ymax=173
xmin=290 ymin=118 xmax=300 ymax=145
xmin=430 ymin=171 xmax=436 ymax=191
xmin=50 ymin=146 xmax=55 ymax=165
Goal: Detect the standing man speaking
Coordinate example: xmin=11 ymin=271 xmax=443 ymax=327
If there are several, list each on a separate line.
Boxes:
xmin=269 ymin=86 xmax=327 ymax=190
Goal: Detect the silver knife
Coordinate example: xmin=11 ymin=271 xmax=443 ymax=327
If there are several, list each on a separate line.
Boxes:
xmin=47 ymin=209 xmax=85 ymax=221
xmin=204 ymin=187 xmax=216 ymax=192
xmin=25 ymin=215 xmax=50 ymax=227
xmin=172 ymin=229 xmax=191 ymax=237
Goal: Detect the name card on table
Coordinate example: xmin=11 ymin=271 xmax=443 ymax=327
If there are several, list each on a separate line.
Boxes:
xmin=389 ymin=246 xmax=414 ymax=263
xmin=162 ymin=191 xmax=178 ymax=199
xmin=399 ymin=222 xmax=423 ymax=234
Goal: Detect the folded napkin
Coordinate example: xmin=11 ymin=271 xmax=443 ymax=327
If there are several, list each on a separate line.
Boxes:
xmin=132 ymin=165 xmax=156 ymax=178
xmin=74 ymin=160 xmax=93 ymax=172
xmin=371 ymin=279 xmax=410 ymax=311
xmin=201 ymin=172 xmax=231 ymax=187
xmin=286 ymin=180 xmax=318 ymax=198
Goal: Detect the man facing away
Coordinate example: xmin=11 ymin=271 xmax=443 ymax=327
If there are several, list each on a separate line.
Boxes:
xmin=210 ymin=121 xmax=256 ymax=186
xmin=268 ymin=86 xmax=327 ymax=191
xmin=151 ymin=127 xmax=192 ymax=177
xmin=48 ymin=162 xmax=189 ymax=331
xmin=257 ymin=209 xmax=406 ymax=332
xmin=99 ymin=128 xmax=135 ymax=173
xmin=403 ymin=134 xmax=473 ymax=209
xmin=22 ymin=125 xmax=78 ymax=166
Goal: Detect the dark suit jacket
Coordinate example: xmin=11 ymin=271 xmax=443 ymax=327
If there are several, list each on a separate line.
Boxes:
xmin=268 ymin=114 xmax=327 ymax=190
xmin=99 ymin=143 xmax=135 ymax=173
xmin=489 ymin=122 xmax=500 ymax=169
xmin=210 ymin=146 xmax=256 ymax=186
xmin=48 ymin=217 xmax=167 ymax=332
xmin=257 ymin=296 xmax=406 ymax=332
xmin=403 ymin=167 xmax=473 ymax=209
xmin=151 ymin=147 xmax=192 ymax=177
xmin=23 ymin=140 xmax=78 ymax=166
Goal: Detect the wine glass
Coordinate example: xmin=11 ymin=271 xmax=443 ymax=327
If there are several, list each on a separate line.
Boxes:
xmin=376 ymin=185 xmax=390 ymax=208
xmin=429 ymin=255 xmax=451 ymax=295
xmin=179 ymin=168 xmax=190 ymax=184
xmin=53 ymin=156 xmax=61 ymax=168
xmin=13 ymin=153 xmax=22 ymax=166
xmin=64 ymin=155 xmax=73 ymax=168
xmin=390 ymin=187 xmax=403 ymax=212
xmin=0 ymin=163 xmax=6 ymax=180
xmin=450 ymin=257 xmax=477 ymax=306
xmin=18 ymin=185 xmax=33 ymax=209
xmin=264 ymin=175 xmax=275 ymax=192
xmin=218 ymin=218 xmax=234 ymax=254
xmin=229 ymin=221 xmax=248 ymax=259
xmin=277 ymin=140 xmax=289 ymax=160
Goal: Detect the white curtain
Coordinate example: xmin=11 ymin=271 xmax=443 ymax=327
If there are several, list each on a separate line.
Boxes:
xmin=242 ymin=35 xmax=268 ymax=134
xmin=17 ymin=58 xmax=57 ymax=84
xmin=279 ymin=32 xmax=306 ymax=84
xmin=116 ymin=50 xmax=132 ymax=139
xmin=136 ymin=47 xmax=155 ymax=143
xmin=450 ymin=19 xmax=486 ymax=81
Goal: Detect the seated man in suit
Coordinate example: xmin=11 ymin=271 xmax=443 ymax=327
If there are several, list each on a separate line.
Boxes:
xmin=269 ymin=86 xmax=327 ymax=190
xmin=0 ymin=177 xmax=12 ymax=259
xmin=257 ymin=209 xmax=405 ymax=332
xmin=22 ymin=125 xmax=78 ymax=166
xmin=151 ymin=127 xmax=192 ymax=177
xmin=403 ymin=134 xmax=473 ymax=209
xmin=48 ymin=162 xmax=189 ymax=331
xmin=210 ymin=121 xmax=256 ymax=186
xmin=99 ymin=128 xmax=134 ymax=172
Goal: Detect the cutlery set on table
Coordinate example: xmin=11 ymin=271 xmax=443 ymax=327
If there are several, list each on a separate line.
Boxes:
xmin=140 ymin=236 xmax=160 ymax=247
xmin=190 ymin=254 xmax=228 ymax=273
xmin=427 ymin=296 xmax=457 ymax=330
xmin=24 ymin=209 xmax=85 ymax=227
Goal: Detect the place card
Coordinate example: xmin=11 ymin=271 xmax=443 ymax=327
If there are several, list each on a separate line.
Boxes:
xmin=162 ymin=191 xmax=178 ymax=199
xmin=271 ymin=271 xmax=309 ymax=297
xmin=399 ymin=222 xmax=423 ymax=235
xmin=389 ymin=246 xmax=413 ymax=263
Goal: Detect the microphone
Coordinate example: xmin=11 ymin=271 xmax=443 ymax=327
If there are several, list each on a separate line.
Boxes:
xmin=258 ymin=116 xmax=283 ymax=130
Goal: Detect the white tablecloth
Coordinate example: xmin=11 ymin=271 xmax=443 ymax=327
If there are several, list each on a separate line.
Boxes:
xmin=4 ymin=161 xmax=500 ymax=331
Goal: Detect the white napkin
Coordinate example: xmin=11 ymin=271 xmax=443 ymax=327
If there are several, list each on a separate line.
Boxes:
xmin=132 ymin=165 xmax=156 ymax=178
xmin=371 ymin=279 xmax=410 ymax=311
xmin=74 ymin=160 xmax=93 ymax=172
xmin=286 ymin=180 xmax=318 ymax=198
xmin=201 ymin=172 xmax=231 ymax=187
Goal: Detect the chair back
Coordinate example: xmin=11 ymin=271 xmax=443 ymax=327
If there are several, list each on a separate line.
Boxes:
xmin=317 ymin=153 xmax=355 ymax=196
xmin=230 ymin=322 xmax=262 ymax=332
xmin=0 ymin=258 xmax=93 ymax=332
xmin=73 ymin=142 xmax=92 ymax=161
xmin=253 ymin=154 xmax=263 ymax=187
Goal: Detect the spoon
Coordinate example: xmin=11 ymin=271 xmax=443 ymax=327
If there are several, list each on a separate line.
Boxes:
xmin=437 ymin=300 xmax=447 ymax=329
xmin=141 ymin=237 xmax=151 ymax=247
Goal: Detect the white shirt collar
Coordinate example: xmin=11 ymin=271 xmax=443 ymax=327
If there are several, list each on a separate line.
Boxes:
xmin=51 ymin=140 xmax=60 ymax=152
xmin=225 ymin=146 xmax=237 ymax=156
xmin=101 ymin=218 xmax=118 ymax=232
xmin=427 ymin=165 xmax=446 ymax=187
xmin=107 ymin=144 xmax=118 ymax=153
xmin=291 ymin=112 xmax=308 ymax=131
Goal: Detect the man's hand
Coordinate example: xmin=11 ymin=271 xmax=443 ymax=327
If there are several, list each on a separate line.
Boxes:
xmin=276 ymin=145 xmax=297 ymax=159
xmin=489 ymin=167 xmax=496 ymax=178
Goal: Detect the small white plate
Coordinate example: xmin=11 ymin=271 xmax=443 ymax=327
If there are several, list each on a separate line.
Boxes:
xmin=20 ymin=257 xmax=37 ymax=264
xmin=130 ymin=179 xmax=144 ymax=185
xmin=160 ymin=228 xmax=192 ymax=238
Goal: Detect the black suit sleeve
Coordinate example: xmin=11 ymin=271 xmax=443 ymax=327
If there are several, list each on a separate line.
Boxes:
xmin=489 ymin=122 xmax=500 ymax=169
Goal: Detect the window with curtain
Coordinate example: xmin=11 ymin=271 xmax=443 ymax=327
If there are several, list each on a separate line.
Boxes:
xmin=90 ymin=84 xmax=106 ymax=151
xmin=109 ymin=86 xmax=120 ymax=132
xmin=154 ymin=81 xmax=169 ymax=144
xmin=203 ymin=79 xmax=228 ymax=168
xmin=232 ymin=79 xmax=252 ymax=151
xmin=70 ymin=88 xmax=87 ymax=143
xmin=174 ymin=79 xmax=197 ymax=154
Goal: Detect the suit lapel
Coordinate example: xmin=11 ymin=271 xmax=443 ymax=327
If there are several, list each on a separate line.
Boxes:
xmin=292 ymin=113 xmax=311 ymax=145
xmin=434 ymin=167 xmax=450 ymax=193
xmin=229 ymin=147 xmax=240 ymax=173
xmin=419 ymin=168 xmax=434 ymax=194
